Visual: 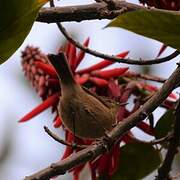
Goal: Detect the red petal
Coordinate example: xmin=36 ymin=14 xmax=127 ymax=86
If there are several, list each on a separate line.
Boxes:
xmin=91 ymin=67 xmax=128 ymax=79
xmin=53 ymin=116 xmax=62 ymax=128
xmin=68 ymin=43 xmax=77 ymax=72
xmin=75 ymin=38 xmax=90 ymax=69
xmin=46 ymin=78 xmax=59 ymax=86
xmin=136 ymin=121 xmax=155 ymax=136
xmin=72 ymin=164 xmax=85 ymax=180
xmin=142 ymin=84 xmax=176 ymax=99
xmin=157 ymin=44 xmax=167 ymax=58
xmin=89 ymin=159 xmax=100 ymax=180
xmin=109 ymin=144 xmax=120 ymax=175
xmin=121 ymin=133 xmax=133 ymax=143
xmin=98 ymin=154 xmax=111 ymax=177
xmin=89 ymin=163 xmax=97 ymax=180
xmin=89 ymin=77 xmax=108 ymax=87
xmin=73 ymin=174 xmax=79 ymax=180
xmin=65 ymin=42 xmax=71 ymax=59
xmin=74 ymin=74 xmax=89 ymax=85
xmin=107 ymin=81 xmax=122 ymax=98
xmin=142 ymin=84 xmax=158 ymax=92
xmin=77 ymin=51 xmax=129 ymax=74
xmin=168 ymin=93 xmax=177 ymax=99
xmin=61 ymin=146 xmax=73 ymax=160
xmin=35 ymin=61 xmax=57 ymax=77
xmin=61 ymin=131 xmax=74 ymax=160
xmin=19 ymin=93 xmax=59 ymax=122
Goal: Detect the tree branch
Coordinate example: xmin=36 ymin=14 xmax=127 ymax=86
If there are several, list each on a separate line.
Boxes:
xmin=37 ymin=1 xmax=180 ymax=23
xmin=124 ymin=71 xmax=166 ymax=83
xmin=25 ymin=64 xmax=180 ymax=180
xmin=37 ymin=1 xmax=144 ymax=23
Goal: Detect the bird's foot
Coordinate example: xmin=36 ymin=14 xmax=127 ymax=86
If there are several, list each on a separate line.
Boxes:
xmin=102 ymin=131 xmax=114 ymax=152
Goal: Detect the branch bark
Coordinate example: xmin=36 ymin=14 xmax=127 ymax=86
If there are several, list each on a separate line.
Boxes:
xmin=37 ymin=1 xmax=180 ymax=23
xmin=37 ymin=1 xmax=144 ymax=23
xmin=25 ymin=64 xmax=180 ymax=180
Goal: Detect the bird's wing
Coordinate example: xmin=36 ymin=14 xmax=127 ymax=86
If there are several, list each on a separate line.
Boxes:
xmin=82 ymin=86 xmax=119 ymax=109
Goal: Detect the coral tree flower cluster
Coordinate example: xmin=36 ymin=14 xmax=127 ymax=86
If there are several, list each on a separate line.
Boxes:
xmin=139 ymin=0 xmax=180 ymax=10
xmin=20 ymin=39 xmax=176 ymax=180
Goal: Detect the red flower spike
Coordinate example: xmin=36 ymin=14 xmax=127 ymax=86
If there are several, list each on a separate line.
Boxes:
xmin=163 ymin=100 xmax=175 ymax=109
xmin=77 ymin=51 xmax=129 ymax=74
xmin=74 ymin=74 xmax=90 ymax=85
xmin=98 ymin=154 xmax=111 ymax=178
xmin=61 ymin=132 xmax=74 ymax=160
xmin=46 ymin=79 xmax=59 ymax=86
xmin=107 ymin=81 xmax=122 ymax=98
xmin=35 ymin=61 xmax=57 ymax=78
xmin=168 ymin=93 xmax=177 ymax=100
xmin=89 ymin=163 xmax=97 ymax=180
xmin=139 ymin=0 xmax=180 ymax=10
xmin=157 ymin=44 xmax=167 ymax=58
xmin=136 ymin=121 xmax=155 ymax=136
xmin=64 ymin=42 xmax=71 ymax=59
xmin=91 ymin=67 xmax=129 ymax=79
xmin=89 ymin=77 xmax=108 ymax=87
xmin=68 ymin=43 xmax=77 ymax=72
xmin=142 ymin=83 xmax=177 ymax=99
xmin=61 ymin=146 xmax=73 ymax=160
xmin=73 ymin=164 xmax=85 ymax=180
xmin=90 ymin=159 xmax=100 ymax=173
xmin=19 ymin=93 xmax=59 ymax=123
xmin=75 ymin=38 xmax=90 ymax=69
xmin=142 ymin=84 xmax=158 ymax=92
xmin=108 ymin=144 xmax=120 ymax=175
xmin=121 ymin=133 xmax=134 ymax=143
xmin=53 ymin=116 xmax=62 ymax=128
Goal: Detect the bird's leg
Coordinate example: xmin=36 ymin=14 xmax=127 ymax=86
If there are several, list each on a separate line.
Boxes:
xmin=71 ymin=110 xmax=77 ymax=146
xmin=93 ymin=128 xmax=115 ymax=152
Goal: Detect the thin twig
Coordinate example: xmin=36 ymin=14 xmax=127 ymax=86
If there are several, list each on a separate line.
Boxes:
xmin=24 ymin=64 xmax=180 ymax=180
xmin=44 ymin=126 xmax=87 ymax=149
xmin=56 ymin=21 xmax=179 ymax=65
xmin=125 ymin=71 xmax=166 ymax=83
xmin=157 ymin=98 xmax=180 ymax=180
xmin=131 ymin=133 xmax=173 ymax=145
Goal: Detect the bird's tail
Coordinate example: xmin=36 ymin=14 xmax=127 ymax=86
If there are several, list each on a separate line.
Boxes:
xmin=48 ymin=52 xmax=76 ymax=86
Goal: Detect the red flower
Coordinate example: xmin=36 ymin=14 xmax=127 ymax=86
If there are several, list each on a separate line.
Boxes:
xmin=139 ymin=0 xmax=180 ymax=10
xmin=19 ymin=39 xmax=176 ymax=179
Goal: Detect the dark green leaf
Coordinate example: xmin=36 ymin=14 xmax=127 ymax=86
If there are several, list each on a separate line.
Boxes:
xmin=155 ymin=110 xmax=175 ymax=139
xmin=112 ymin=142 xmax=161 ymax=180
xmin=107 ymin=10 xmax=180 ymax=50
xmin=0 ymin=0 xmax=48 ymax=64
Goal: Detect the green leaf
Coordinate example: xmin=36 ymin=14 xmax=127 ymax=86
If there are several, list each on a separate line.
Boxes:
xmin=107 ymin=10 xmax=180 ymax=50
xmin=0 ymin=0 xmax=48 ymax=64
xmin=155 ymin=110 xmax=175 ymax=139
xmin=112 ymin=143 xmax=161 ymax=180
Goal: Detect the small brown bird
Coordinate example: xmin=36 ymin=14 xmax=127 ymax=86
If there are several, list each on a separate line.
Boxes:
xmin=48 ymin=53 xmax=119 ymax=139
